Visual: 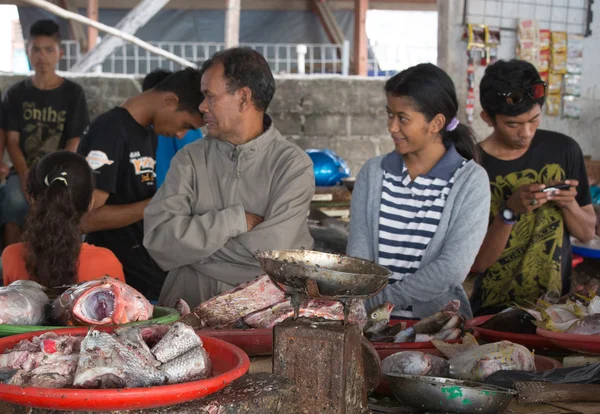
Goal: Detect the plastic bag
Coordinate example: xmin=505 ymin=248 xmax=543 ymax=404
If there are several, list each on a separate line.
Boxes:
xmin=484 ymin=363 xmax=600 ymax=389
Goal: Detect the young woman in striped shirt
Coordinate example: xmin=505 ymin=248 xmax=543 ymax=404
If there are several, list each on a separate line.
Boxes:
xmin=347 ymin=63 xmax=490 ymax=319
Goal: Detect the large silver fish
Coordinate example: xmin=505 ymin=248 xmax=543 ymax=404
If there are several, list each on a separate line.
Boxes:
xmin=0 ymin=280 xmax=50 ymax=325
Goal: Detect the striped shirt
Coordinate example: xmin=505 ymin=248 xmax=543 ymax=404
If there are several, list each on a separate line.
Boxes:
xmin=378 ymin=146 xmax=466 ymax=315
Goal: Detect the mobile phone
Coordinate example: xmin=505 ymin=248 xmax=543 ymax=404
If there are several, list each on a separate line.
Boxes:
xmin=541 ymin=183 xmax=571 ymax=193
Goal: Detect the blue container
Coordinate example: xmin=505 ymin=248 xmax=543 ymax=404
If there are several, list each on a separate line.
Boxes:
xmin=306 ymin=149 xmax=351 ymax=187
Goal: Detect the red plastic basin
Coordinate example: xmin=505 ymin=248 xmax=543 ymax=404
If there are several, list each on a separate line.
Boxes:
xmin=466 ymin=315 xmax=559 ymax=351
xmin=0 ymin=327 xmax=250 ymax=412
xmin=199 ymin=328 xmax=273 ymax=356
xmin=537 ymin=327 xmax=600 ymax=355
xmin=371 ymin=319 xmax=478 ymax=354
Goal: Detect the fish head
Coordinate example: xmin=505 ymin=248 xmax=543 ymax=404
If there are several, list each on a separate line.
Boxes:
xmin=368 ymin=302 xmax=394 ymax=322
xmin=440 ymin=300 xmax=460 ymax=314
xmin=72 ymin=281 xmax=125 ymax=325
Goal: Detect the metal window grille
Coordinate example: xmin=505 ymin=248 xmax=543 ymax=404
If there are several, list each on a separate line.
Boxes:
xmin=464 ymin=0 xmax=593 ymax=36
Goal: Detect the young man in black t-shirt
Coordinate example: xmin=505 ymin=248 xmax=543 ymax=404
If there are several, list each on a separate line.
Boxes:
xmin=1 ymin=20 xmax=89 ymax=247
xmin=77 ymin=68 xmax=204 ymax=300
xmin=471 ymin=59 xmax=596 ymax=315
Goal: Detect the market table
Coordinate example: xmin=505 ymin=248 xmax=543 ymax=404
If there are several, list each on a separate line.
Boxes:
xmin=0 ymin=374 xmax=297 ymax=414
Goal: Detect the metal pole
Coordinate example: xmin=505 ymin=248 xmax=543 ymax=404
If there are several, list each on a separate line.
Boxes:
xmin=297 ymin=44 xmax=307 ymax=74
xmin=342 ymin=40 xmax=350 ymax=76
xmin=87 ymin=0 xmax=98 ymax=51
xmin=225 ymin=0 xmax=241 ymax=48
xmin=21 ymin=0 xmax=195 ymax=70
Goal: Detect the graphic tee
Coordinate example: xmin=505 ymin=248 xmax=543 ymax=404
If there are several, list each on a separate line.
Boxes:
xmin=472 ymin=130 xmax=592 ymax=315
xmin=77 ymin=107 xmax=165 ymax=300
xmin=3 ymin=78 xmax=89 ymax=166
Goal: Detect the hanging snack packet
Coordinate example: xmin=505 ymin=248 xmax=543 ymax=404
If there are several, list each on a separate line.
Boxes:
xmin=539 ymin=71 xmax=549 ymax=83
xmin=551 ymin=51 xmax=567 ymax=74
xmin=538 ymin=49 xmax=550 ymax=72
xmin=468 ymin=24 xmax=486 ymax=50
xmin=547 ymin=73 xmax=563 ymax=95
xmin=518 ymin=39 xmax=538 ymax=65
xmin=485 ymin=26 xmax=501 ymax=46
xmin=519 ymin=20 xmax=539 ymax=41
xmin=567 ymin=34 xmax=584 ymax=74
xmin=563 ymin=75 xmax=582 ymax=97
xmin=551 ymin=31 xmax=567 ymax=53
xmin=563 ymin=95 xmax=581 ymax=119
xmin=546 ymin=95 xmax=562 ymax=117
xmin=539 ymin=30 xmax=551 ymax=51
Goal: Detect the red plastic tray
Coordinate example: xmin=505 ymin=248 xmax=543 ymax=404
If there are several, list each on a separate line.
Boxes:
xmin=199 ymin=328 xmax=273 ymax=356
xmin=537 ymin=327 xmax=600 ymax=355
xmin=370 ymin=320 xmax=476 ymax=353
xmin=0 ymin=327 xmax=250 ymax=412
xmin=375 ymin=353 xmax=562 ymax=396
xmin=466 ymin=315 xmax=559 ymax=351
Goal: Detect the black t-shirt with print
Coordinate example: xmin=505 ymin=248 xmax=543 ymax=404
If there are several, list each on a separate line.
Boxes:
xmin=77 ymin=107 xmax=164 ymax=300
xmin=2 ymin=78 xmax=89 ymax=167
xmin=472 ymin=129 xmax=592 ymax=315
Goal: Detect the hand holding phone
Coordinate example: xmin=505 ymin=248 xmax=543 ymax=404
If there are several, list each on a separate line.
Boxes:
xmin=541 ymin=183 xmax=571 ymax=193
xmin=545 ymin=180 xmax=579 ymax=208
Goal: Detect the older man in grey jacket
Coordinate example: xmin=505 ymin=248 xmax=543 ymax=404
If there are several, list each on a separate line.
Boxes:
xmin=144 ymin=48 xmax=315 ymax=308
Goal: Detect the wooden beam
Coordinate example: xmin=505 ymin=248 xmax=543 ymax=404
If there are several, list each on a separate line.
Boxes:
xmin=87 ymin=0 xmax=98 ymax=51
xmin=19 ymin=0 xmax=194 ymax=70
xmin=60 ymin=0 xmax=87 ymax=51
xmin=5 ymin=0 xmax=436 ymax=11
xmin=312 ymin=0 xmax=345 ymax=44
xmin=224 ymin=0 xmax=240 ymax=48
xmin=353 ymin=0 xmax=368 ymax=76
xmin=70 ymin=0 xmax=172 ymax=72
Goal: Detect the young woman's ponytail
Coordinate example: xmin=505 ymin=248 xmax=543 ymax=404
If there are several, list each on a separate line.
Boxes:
xmin=444 ymin=122 xmax=480 ymax=163
xmin=22 ymin=151 xmax=93 ymax=287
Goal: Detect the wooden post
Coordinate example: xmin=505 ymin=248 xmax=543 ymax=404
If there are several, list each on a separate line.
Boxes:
xmin=225 ymin=0 xmax=240 ymax=49
xmin=87 ymin=0 xmax=98 ymax=51
xmin=353 ymin=0 xmax=368 ymax=76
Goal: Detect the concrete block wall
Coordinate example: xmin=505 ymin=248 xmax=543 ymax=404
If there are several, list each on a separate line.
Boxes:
xmin=0 ymin=74 xmax=394 ymax=176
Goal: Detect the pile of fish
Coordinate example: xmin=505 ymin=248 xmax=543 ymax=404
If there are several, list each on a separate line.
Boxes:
xmin=364 ymin=300 xmax=464 ymax=343
xmin=481 ymin=295 xmax=600 ymax=335
xmin=0 ymin=322 xmax=211 ymax=388
xmin=181 ymin=275 xmax=367 ymax=329
xmin=381 ymin=334 xmax=535 ymax=382
xmin=0 ymin=277 xmax=154 ymax=327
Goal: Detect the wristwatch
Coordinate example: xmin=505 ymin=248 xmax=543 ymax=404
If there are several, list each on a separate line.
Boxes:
xmin=500 ymin=203 xmax=518 ymax=225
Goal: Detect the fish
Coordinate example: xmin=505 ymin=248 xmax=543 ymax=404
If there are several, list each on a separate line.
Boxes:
xmin=381 ymin=351 xmax=449 ymax=377
xmin=480 ymin=308 xmax=538 ymax=334
xmin=174 ymin=298 xmax=191 ymax=317
xmin=0 ymin=280 xmax=50 ymax=325
xmin=242 ymin=298 xmax=367 ymax=329
xmin=433 ymin=328 xmax=462 ymax=341
xmin=183 ymin=275 xmax=286 ymax=328
xmin=566 ymin=314 xmax=600 ymax=335
xmin=394 ymin=327 xmax=415 ymax=343
xmin=160 ymin=346 xmax=211 ymax=384
xmin=74 ymin=329 xmax=164 ymax=388
xmin=433 ymin=334 xmax=535 ymax=381
xmin=73 ymin=323 xmax=212 ymax=389
xmin=363 ymin=303 xmax=394 ymax=335
xmin=151 ymin=322 xmax=202 ymax=363
xmin=51 ymin=276 xmax=153 ymax=326
xmin=412 ymin=300 xmax=460 ymax=334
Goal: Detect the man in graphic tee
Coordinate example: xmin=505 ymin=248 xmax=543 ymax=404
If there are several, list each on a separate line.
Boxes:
xmin=1 ymin=20 xmax=89 ymax=247
xmin=77 ymin=68 xmax=204 ymax=300
xmin=471 ymin=60 xmax=595 ymax=315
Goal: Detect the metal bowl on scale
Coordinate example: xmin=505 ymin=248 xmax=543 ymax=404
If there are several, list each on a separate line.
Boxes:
xmin=255 ymin=249 xmax=390 ymax=300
